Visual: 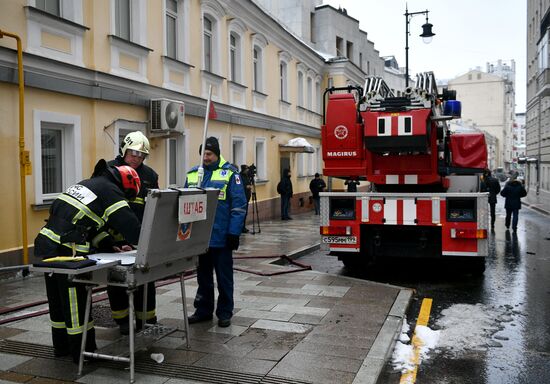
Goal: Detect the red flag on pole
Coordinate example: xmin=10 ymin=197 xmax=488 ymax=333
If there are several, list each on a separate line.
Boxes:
xmin=208 ymin=100 xmax=217 ymax=120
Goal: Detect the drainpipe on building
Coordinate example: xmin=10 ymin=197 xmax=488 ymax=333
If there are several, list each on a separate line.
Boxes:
xmin=537 ymin=96 xmax=541 ymax=196
xmin=0 ymin=29 xmax=29 ymax=265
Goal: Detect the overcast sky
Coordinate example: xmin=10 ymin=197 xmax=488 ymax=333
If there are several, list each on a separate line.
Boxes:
xmin=322 ymin=0 xmax=527 ymax=113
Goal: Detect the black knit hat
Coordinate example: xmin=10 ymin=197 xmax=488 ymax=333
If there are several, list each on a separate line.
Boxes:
xmin=200 ymin=136 xmax=220 ymax=157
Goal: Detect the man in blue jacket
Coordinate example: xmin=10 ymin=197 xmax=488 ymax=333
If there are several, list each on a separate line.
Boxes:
xmin=500 ymin=173 xmax=527 ymax=232
xmin=185 ymin=137 xmax=247 ymax=327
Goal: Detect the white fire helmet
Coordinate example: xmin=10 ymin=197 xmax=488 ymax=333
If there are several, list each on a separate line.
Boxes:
xmin=121 ymin=131 xmax=150 ymax=156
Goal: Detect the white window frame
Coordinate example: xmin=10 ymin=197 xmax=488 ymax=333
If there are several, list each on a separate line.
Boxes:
xmin=297 ymin=153 xmax=306 ymax=177
xmin=254 ymin=138 xmax=267 ymax=181
xmin=109 ymin=0 xmax=149 ymax=82
xmin=165 ymin=133 xmax=187 ymax=188
xmin=306 ymin=76 xmax=313 ymax=110
xmin=200 ymin=0 xmax=224 ymax=76
xmin=315 ymin=76 xmax=322 ymax=113
xmin=316 ymin=146 xmax=322 ymax=173
xmin=252 ymin=34 xmax=268 ymax=93
xmin=278 ymin=51 xmax=291 ymax=102
xmin=227 ymin=19 xmax=246 ymax=84
xmin=232 ymin=136 xmax=246 ymax=168
xmin=25 ymin=0 xmax=85 ymax=66
xmin=110 ymin=0 xmax=147 ymax=46
xmin=253 ymin=45 xmax=263 ymax=92
xmin=297 ymin=70 xmax=304 ymax=107
xmin=307 ymin=152 xmax=315 ymax=176
xmin=203 ymin=15 xmax=213 ymax=72
xmin=164 ymin=0 xmax=179 ymax=60
xmin=33 ymin=110 xmax=82 ymax=205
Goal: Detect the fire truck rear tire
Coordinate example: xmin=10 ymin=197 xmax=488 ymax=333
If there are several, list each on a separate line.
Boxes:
xmin=469 ymin=257 xmax=486 ymax=276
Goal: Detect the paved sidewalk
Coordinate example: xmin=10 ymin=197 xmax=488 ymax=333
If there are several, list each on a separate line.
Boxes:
xmin=0 ymin=213 xmax=412 ymax=384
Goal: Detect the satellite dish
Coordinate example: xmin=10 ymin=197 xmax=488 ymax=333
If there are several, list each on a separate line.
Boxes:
xmin=165 ymin=102 xmax=179 ymax=129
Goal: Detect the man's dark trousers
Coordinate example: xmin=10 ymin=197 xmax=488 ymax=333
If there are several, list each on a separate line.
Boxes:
xmin=489 ymin=202 xmax=496 ymax=227
xmin=505 ymin=208 xmax=519 ymax=230
xmin=281 ymin=195 xmax=290 ymax=219
xmin=194 ymin=247 xmax=234 ymax=320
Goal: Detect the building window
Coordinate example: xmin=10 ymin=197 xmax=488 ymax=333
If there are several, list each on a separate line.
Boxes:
xmin=315 ymin=80 xmax=321 ymax=113
xmin=115 ymin=0 xmax=131 ymax=40
xmin=41 ymin=126 xmax=63 ymax=194
xmin=297 ymin=153 xmax=305 ymax=177
xmin=255 ymin=138 xmax=266 ymax=180
xmin=315 ymin=146 xmax=321 ymax=173
xmin=307 ymin=77 xmax=313 ymax=110
xmin=203 ymin=16 xmax=213 ymax=72
xmin=307 ymin=152 xmax=315 ymax=176
xmin=232 ymin=137 xmax=245 ymax=167
xmin=33 ymin=111 xmax=82 ymax=204
xmin=36 ymin=0 xmax=60 ymax=16
xmin=359 ymin=52 xmax=363 ymax=70
xmin=165 ymin=0 xmax=177 ymax=59
xmin=367 ymin=61 xmax=370 ymax=75
xmin=166 ymin=135 xmax=185 ymax=187
xmin=253 ymin=46 xmax=263 ymax=92
xmin=538 ymin=30 xmax=549 ymax=71
xmin=336 ymin=36 xmax=343 ymax=56
xmin=229 ymin=32 xmax=242 ymax=82
xmin=280 ymin=61 xmax=288 ymax=101
xmin=346 ymin=41 xmax=353 ymax=60
xmin=310 ymin=12 xmax=316 ymax=43
xmin=298 ymin=71 xmax=304 ymax=107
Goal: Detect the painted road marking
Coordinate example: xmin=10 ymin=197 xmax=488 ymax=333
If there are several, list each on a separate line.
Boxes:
xmin=399 ymin=297 xmax=433 ymax=384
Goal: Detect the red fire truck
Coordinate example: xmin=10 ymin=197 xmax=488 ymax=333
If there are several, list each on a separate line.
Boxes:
xmin=320 ymin=73 xmax=489 ymax=273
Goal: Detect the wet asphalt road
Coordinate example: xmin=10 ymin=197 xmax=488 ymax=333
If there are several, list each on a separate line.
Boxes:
xmin=298 ymin=200 xmax=550 ymax=384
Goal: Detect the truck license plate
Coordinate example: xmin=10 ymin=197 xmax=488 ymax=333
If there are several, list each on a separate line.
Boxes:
xmin=322 ymin=236 xmax=357 ymax=244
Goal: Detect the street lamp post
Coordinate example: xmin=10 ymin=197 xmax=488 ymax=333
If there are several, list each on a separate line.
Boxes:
xmin=405 ymin=7 xmax=435 ymax=87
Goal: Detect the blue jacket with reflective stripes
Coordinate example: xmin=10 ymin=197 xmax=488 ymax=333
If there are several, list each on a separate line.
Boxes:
xmin=185 ymin=156 xmax=247 ymax=248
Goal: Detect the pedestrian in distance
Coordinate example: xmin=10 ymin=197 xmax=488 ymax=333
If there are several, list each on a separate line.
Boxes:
xmin=309 ymin=173 xmax=326 ymax=215
xmin=185 ymin=137 xmax=247 ymax=327
xmin=277 ymin=168 xmax=293 ymax=220
xmin=106 ymin=131 xmax=159 ymax=335
xmin=240 ymin=164 xmax=252 ymax=233
xmin=345 ymin=178 xmax=360 ymax=192
xmin=33 ymin=160 xmax=142 ymax=363
xmin=480 ymin=169 xmax=501 ymax=229
xmin=500 ymin=173 xmax=527 ymax=232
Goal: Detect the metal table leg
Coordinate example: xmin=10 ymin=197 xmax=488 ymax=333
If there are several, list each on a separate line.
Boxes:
xmin=77 ymin=285 xmax=93 ymax=376
xmin=141 ymin=283 xmax=148 ymax=330
xmin=179 ymin=273 xmax=190 ymax=348
xmin=128 ymin=288 xmax=135 ymax=384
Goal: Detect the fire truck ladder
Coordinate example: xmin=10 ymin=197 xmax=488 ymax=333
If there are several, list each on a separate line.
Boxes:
xmin=363 ymin=76 xmax=394 ymax=101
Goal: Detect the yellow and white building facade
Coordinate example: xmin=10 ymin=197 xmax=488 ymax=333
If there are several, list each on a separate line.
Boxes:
xmin=0 ymin=0 xmax=378 ymax=265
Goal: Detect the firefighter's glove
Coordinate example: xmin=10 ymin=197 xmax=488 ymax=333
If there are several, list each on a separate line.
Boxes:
xmin=226 ymin=234 xmax=240 ymax=251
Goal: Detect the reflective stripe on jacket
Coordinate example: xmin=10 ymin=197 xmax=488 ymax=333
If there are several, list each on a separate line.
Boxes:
xmin=185 ymin=155 xmax=247 ymax=247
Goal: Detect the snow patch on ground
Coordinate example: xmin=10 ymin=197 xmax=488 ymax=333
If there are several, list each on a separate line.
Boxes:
xmin=435 ymin=303 xmax=508 ymax=354
xmin=391 ymin=302 xmax=514 ymax=372
xmin=391 ymin=319 xmax=440 ymax=372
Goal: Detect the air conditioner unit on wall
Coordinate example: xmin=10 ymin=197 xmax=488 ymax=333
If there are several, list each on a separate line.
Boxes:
xmin=150 ymin=99 xmax=185 ymax=134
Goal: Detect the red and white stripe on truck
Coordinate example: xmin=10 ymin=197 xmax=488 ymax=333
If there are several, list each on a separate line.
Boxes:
xmin=320 ymin=192 xmax=488 ymax=258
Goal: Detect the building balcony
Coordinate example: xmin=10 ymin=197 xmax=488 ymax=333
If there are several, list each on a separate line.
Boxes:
xmin=536 ymin=68 xmax=550 ymax=97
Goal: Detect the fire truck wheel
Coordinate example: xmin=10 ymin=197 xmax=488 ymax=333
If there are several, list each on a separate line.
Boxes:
xmin=470 ymin=257 xmax=486 ymax=276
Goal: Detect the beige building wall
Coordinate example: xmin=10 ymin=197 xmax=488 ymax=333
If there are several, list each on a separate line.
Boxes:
xmin=448 ymin=70 xmax=508 ymax=167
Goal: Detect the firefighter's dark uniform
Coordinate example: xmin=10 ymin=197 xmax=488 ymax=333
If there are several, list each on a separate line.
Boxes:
xmin=106 ymin=155 xmax=159 ymax=329
xmin=34 ymin=173 xmax=141 ymax=362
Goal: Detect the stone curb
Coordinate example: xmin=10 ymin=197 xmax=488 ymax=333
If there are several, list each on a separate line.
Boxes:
xmin=353 ymin=288 xmax=413 ymax=384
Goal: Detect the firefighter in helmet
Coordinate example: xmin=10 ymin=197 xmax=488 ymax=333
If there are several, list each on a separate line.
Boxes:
xmin=34 ymin=160 xmax=142 ymax=363
xmin=106 ymin=131 xmax=159 ymax=334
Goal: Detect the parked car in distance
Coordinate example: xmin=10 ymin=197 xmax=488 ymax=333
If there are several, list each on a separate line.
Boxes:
xmin=493 ymin=167 xmax=507 ymax=182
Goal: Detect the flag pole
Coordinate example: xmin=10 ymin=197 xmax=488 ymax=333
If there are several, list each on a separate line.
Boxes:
xmin=197 ymin=85 xmax=213 ymax=188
